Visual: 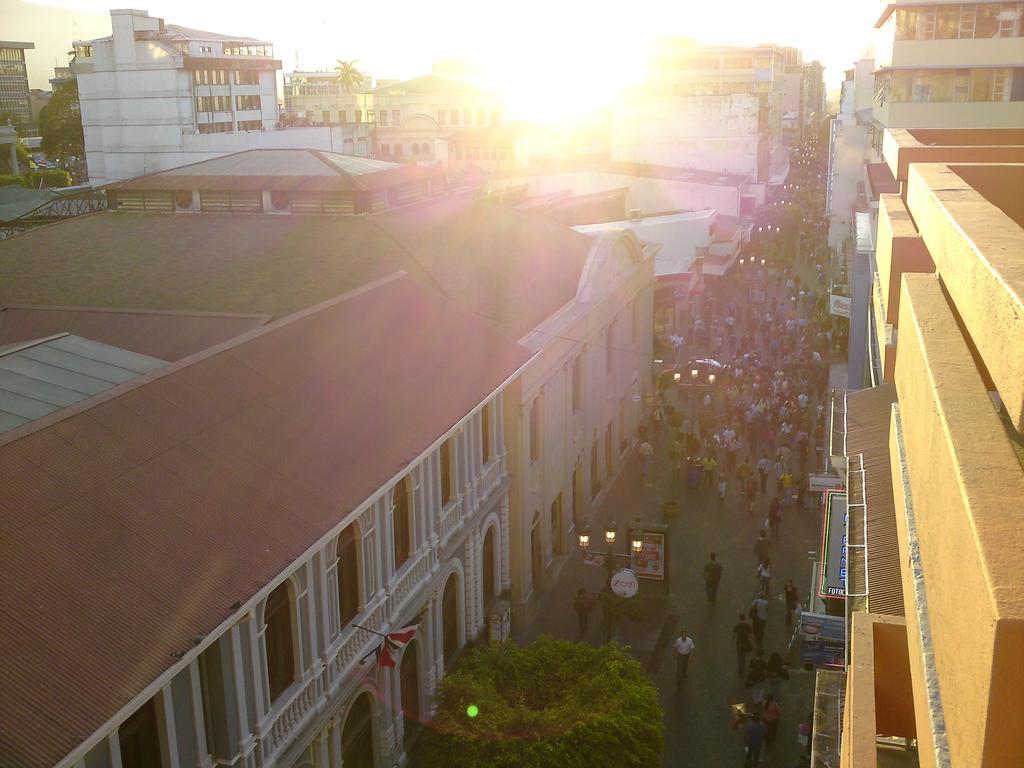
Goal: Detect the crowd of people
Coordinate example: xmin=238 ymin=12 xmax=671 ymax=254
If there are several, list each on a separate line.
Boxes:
xmin=655 ymin=240 xmax=834 ymax=766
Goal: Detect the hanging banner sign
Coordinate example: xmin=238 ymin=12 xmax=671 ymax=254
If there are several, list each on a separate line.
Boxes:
xmin=818 ymin=490 xmax=848 ymax=598
xmin=829 ymin=293 xmax=851 ymax=318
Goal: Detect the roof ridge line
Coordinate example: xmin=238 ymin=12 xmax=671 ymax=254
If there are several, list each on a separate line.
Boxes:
xmin=0 ymin=271 xmax=407 ymax=449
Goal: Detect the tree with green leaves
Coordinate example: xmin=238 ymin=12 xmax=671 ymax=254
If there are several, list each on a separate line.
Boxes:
xmin=334 ymin=59 xmax=364 ymax=94
xmin=419 ymin=636 xmax=663 ymax=768
xmin=38 ymin=81 xmax=84 ymax=171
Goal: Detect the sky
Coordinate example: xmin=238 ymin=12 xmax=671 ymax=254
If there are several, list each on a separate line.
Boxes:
xmin=6 ymin=0 xmax=882 ymax=122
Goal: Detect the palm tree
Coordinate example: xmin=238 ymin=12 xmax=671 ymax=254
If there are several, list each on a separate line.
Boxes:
xmin=334 ymin=59 xmax=364 ymax=94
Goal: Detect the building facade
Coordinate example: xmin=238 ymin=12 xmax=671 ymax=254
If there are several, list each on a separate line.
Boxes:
xmin=282 ymin=71 xmax=370 ymax=126
xmin=370 ymin=74 xmax=503 ymax=161
xmin=826 ymin=148 xmax=1024 ymax=766
xmin=0 ymin=41 xmax=35 ymax=134
xmin=72 ymin=9 xmax=371 ymax=185
xmin=873 ymin=1 xmax=1024 ymax=129
xmin=504 ymin=230 xmax=655 ymax=611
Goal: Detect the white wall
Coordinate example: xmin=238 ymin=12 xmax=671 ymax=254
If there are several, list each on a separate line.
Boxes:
xmin=611 ymin=94 xmax=761 ymax=177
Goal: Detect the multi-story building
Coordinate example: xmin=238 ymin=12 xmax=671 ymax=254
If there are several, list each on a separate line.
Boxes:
xmin=282 ymin=71 xmax=372 ymax=126
xmin=72 ymin=9 xmax=371 ymax=185
xmin=370 ymin=74 xmax=504 ymax=161
xmin=615 ymin=39 xmax=788 ymax=184
xmin=0 ymin=41 xmax=35 ymax=133
xmin=817 ymin=132 xmax=1024 ymax=767
xmin=0 ymin=149 xmax=654 ymax=768
xmin=873 ymin=1 xmax=1024 ymax=131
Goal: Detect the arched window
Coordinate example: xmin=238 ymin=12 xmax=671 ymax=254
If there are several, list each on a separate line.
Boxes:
xmin=265 ymin=582 xmax=295 ymax=702
xmin=400 ymin=641 xmax=420 ymax=750
xmin=442 ymin=573 xmax=460 ymax=665
xmin=482 ymin=527 xmax=495 ymax=611
xmin=393 ymin=477 xmax=412 ymax=570
xmin=337 ymin=524 xmax=360 ymax=629
xmin=341 ymin=693 xmax=375 ymax=768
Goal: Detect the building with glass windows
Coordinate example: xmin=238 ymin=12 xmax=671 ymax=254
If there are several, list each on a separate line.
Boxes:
xmin=873 ymin=2 xmax=1024 ymax=131
xmin=72 ymin=9 xmax=371 ymax=185
xmin=0 ymin=41 xmax=35 ymax=134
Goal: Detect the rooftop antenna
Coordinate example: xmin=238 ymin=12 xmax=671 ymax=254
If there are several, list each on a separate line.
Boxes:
xmin=294 ymin=49 xmax=300 ymax=71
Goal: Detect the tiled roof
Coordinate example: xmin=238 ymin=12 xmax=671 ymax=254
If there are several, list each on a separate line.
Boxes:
xmin=0 ymin=198 xmax=592 ymax=340
xmin=0 ymin=305 xmax=270 ymax=361
xmin=845 ymin=383 xmax=904 ymax=617
xmin=373 ymin=195 xmax=594 ymax=338
xmin=115 ymin=149 xmax=430 ymax=192
xmin=0 ymin=274 xmax=532 ymax=768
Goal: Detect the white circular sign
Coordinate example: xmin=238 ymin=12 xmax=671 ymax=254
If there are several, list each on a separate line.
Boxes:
xmin=611 ymin=568 xmax=640 ymax=598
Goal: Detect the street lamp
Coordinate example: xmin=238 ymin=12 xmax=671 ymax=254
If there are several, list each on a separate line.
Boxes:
xmin=673 ymin=371 xmax=682 ymax=383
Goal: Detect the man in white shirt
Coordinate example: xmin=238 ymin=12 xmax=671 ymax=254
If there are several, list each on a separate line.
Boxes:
xmin=674 ymin=630 xmax=696 ymax=685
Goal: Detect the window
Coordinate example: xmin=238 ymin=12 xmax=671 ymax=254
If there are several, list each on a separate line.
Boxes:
xmin=481 ymin=403 xmax=491 ymax=465
xmin=381 ymin=143 xmax=390 ymax=155
xmin=529 ymin=397 xmax=541 ymax=462
xmin=378 ymin=110 xmax=388 ymax=126
xmin=192 ymin=69 xmax=227 ymax=85
xmin=464 ymin=109 xmax=472 ymax=125
xmin=477 ymin=108 xmax=486 ymax=124
xmin=482 ymin=527 xmax=496 ymax=609
xmin=199 ymin=45 xmax=213 ymax=53
xmin=572 ymin=356 xmax=582 ymax=411
xmin=197 ymin=121 xmax=232 ymax=134
xmin=400 ymin=641 xmax=420 ymax=750
xmin=393 ymin=143 xmax=403 ymax=156
xmin=451 ymin=109 xmax=459 ymax=125
xmin=341 ymin=694 xmax=374 ymax=768
xmin=355 ymin=109 xmax=362 ymax=123
xmin=74 ymin=43 xmax=93 ymax=58
xmin=366 ymin=109 xmax=375 ymax=123
xmin=936 ymin=6 xmax=960 ymax=39
xmin=392 ymin=109 xmax=400 ymax=125
xmin=976 ymin=4 xmax=1002 ymax=38
xmin=119 ymin=698 xmax=163 ymax=768
xmin=393 ymin=477 xmax=412 ymax=570
xmin=440 ymin=439 xmax=454 ymax=505
xmin=235 ymin=95 xmax=261 ymax=111
xmin=196 ymin=95 xmax=230 ymax=112
xmin=412 ymin=143 xmax=421 ymax=155
xmin=238 ymin=119 xmax=262 ymax=131
xmin=234 ymin=69 xmax=259 ymax=84
xmin=339 ymin=110 xmax=347 ymax=123
xmin=264 ymin=582 xmax=295 ymax=702
xmin=550 ymin=493 xmax=563 ymax=555
xmin=438 ymin=109 xmax=447 ymax=126
xmin=337 ymin=525 xmax=360 ymax=629
xmin=590 ymin=439 xmax=600 ymax=499
xmin=322 ymin=110 xmax=331 ymax=124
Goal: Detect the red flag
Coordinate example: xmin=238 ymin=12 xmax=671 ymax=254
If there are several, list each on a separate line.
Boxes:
xmin=387 ymin=625 xmax=418 ymax=647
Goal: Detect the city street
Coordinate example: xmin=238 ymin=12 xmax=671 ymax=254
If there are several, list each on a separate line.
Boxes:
xmin=516 ymin=249 xmax=839 ymax=767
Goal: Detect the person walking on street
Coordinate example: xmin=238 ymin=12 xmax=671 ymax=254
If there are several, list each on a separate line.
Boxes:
xmin=747 ymin=649 xmax=768 ymax=704
xmin=757 ymin=558 xmax=772 ymax=595
xmin=717 ymin=470 xmax=728 ymax=503
xmin=756 ymin=453 xmax=770 ymax=495
xmin=572 ymin=587 xmax=594 ymax=637
xmin=702 ymin=455 xmax=718 ymax=488
xmin=754 ymin=530 xmax=772 ymax=565
xmin=674 ymin=629 xmax=695 ymax=686
xmin=733 ymin=614 xmax=753 ymax=675
xmin=638 ymin=440 xmax=654 ymax=485
xmin=784 ymin=579 xmax=799 ymax=627
xmin=768 ymin=496 xmax=783 ymax=539
xmin=762 ymin=694 xmax=782 ymax=749
xmin=750 ymin=592 xmax=769 ymax=647
xmin=704 ymin=552 xmax=723 ymax=603
xmin=743 ymin=712 xmax=767 ymax=767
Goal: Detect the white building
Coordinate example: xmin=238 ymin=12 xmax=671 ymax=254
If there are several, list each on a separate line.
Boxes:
xmin=282 ymin=71 xmax=371 ymax=126
xmin=504 ymin=230 xmax=656 ymax=610
xmin=0 ymin=151 xmax=657 ymax=768
xmin=72 ymin=9 xmax=370 ymax=184
xmin=612 ymin=93 xmax=762 ymax=179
